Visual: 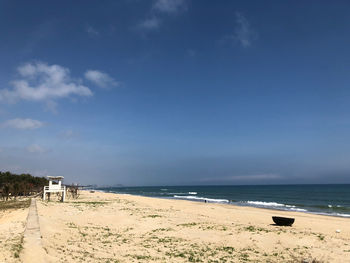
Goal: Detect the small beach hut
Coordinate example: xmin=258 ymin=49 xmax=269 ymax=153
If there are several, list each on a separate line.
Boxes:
xmin=43 ymin=176 xmax=66 ymax=202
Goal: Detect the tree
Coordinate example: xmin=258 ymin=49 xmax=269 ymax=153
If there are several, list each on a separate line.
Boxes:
xmin=0 ymin=171 xmax=49 ymax=201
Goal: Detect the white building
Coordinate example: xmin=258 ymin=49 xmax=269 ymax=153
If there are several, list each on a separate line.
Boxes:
xmin=43 ymin=176 xmax=66 ymax=201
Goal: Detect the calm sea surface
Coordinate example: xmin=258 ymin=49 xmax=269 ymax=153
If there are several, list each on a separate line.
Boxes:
xmin=97 ymin=184 xmax=350 ymax=218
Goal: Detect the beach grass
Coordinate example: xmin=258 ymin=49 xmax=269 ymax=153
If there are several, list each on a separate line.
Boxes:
xmin=12 ymin=234 xmax=24 ymax=258
xmin=0 ymin=199 xmax=31 ymax=210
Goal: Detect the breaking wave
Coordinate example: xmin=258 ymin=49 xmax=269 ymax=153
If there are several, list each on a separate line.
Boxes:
xmin=243 ymin=201 xmax=308 ymax=212
xmin=173 ymin=195 xmax=229 ymax=203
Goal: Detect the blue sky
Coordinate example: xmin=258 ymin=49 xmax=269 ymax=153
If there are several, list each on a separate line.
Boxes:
xmin=1 ymin=0 xmax=350 ymax=185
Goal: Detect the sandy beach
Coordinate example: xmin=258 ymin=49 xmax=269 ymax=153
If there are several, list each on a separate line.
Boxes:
xmin=1 ymin=191 xmax=350 ymax=262
xmin=34 ymin=191 xmax=350 ymax=262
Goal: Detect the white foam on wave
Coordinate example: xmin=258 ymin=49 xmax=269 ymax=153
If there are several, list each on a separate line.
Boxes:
xmin=328 ymin=204 xmax=344 ymax=208
xmin=246 ymin=201 xmax=307 ymax=211
xmin=289 ymin=208 xmax=308 ymax=212
xmin=316 ymin=212 xmax=350 ymax=218
xmin=335 ymin=213 xmax=350 ymax=217
xmin=247 ymin=201 xmax=287 ymax=207
xmin=285 ymin=204 xmax=297 ymax=208
xmin=188 ymin=192 xmax=197 ymax=195
xmin=173 ymin=195 xmax=229 ymax=203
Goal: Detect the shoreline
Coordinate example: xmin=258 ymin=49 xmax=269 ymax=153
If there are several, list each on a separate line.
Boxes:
xmin=95 ymin=188 xmax=350 ymax=219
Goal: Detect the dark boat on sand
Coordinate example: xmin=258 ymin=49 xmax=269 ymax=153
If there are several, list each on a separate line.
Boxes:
xmin=272 ymin=216 xmax=295 ymax=226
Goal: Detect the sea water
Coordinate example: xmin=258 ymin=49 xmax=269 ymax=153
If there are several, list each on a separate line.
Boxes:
xmin=97 ymin=184 xmax=350 ymax=218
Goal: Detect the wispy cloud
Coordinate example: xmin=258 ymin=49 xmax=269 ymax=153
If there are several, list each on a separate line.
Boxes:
xmin=22 ymin=19 xmax=57 ymax=54
xmin=153 ymin=0 xmax=187 ymax=14
xmin=186 ymin=49 xmax=196 ymax=57
xmin=138 ymin=0 xmax=187 ymax=31
xmin=59 ymin=129 xmax=80 ymax=140
xmin=44 ymin=100 xmax=58 ymax=114
xmin=86 ymin=25 xmax=99 ymax=37
xmin=138 ymin=17 xmax=161 ymax=30
xmin=2 ymin=118 xmax=44 ymax=130
xmin=0 ymin=62 xmax=93 ymax=110
xmin=226 ymin=12 xmax=257 ymax=48
xmin=26 ymin=144 xmax=47 ymax=153
xmin=84 ymin=70 xmax=119 ymax=88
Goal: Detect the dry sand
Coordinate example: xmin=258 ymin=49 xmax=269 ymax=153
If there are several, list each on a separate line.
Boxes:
xmin=30 ymin=190 xmax=350 ymax=262
xmin=0 ymin=201 xmax=29 ymax=263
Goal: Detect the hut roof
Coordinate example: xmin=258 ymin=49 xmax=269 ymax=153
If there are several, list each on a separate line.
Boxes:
xmin=47 ymin=176 xmax=64 ymax=180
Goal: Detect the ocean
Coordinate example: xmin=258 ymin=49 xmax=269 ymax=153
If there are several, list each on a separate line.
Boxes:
xmin=97 ymin=184 xmax=350 ymax=218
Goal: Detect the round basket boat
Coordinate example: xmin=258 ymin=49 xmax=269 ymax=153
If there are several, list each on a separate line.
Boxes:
xmin=272 ymin=216 xmax=295 ymax=226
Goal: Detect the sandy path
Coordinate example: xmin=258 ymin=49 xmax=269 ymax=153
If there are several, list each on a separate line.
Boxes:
xmin=21 ymin=199 xmax=47 ymax=263
xmin=36 ymin=191 xmax=350 ymax=262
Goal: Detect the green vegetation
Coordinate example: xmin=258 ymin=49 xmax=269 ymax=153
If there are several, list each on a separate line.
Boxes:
xmin=12 ymin=235 xmax=24 ymax=258
xmin=67 ymin=222 xmax=78 ymax=228
xmin=131 ymin=254 xmax=152 ymax=260
xmin=68 ymin=201 xmax=108 ymax=209
xmin=70 ymin=201 xmax=107 ymax=205
xmin=0 ymin=171 xmax=48 ymax=200
xmin=145 ymin=214 xmax=162 ymax=218
xmin=220 ymin=246 xmax=235 ymax=254
xmin=299 ymin=259 xmax=323 ymax=263
xmin=177 ymin=222 xmax=198 ymax=227
xmin=0 ymin=199 xmax=31 ymax=210
xmin=317 ymin=234 xmax=325 ymax=241
xmin=243 ymin=225 xmax=270 ymax=233
xmin=152 ymin=227 xmax=173 ymax=232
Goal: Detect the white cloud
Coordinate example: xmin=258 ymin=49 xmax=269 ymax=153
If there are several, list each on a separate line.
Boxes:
xmin=18 ymin=63 xmax=37 ymax=76
xmin=26 ymin=144 xmax=46 ymax=153
xmin=153 ymin=0 xmax=186 ymax=13
xmin=0 ymin=62 xmax=93 ymax=104
xmin=139 ymin=17 xmax=161 ymax=30
xmin=84 ymin=70 xmax=119 ymax=88
xmin=230 ymin=12 xmax=257 ymax=48
xmin=2 ymin=118 xmax=44 ymax=130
